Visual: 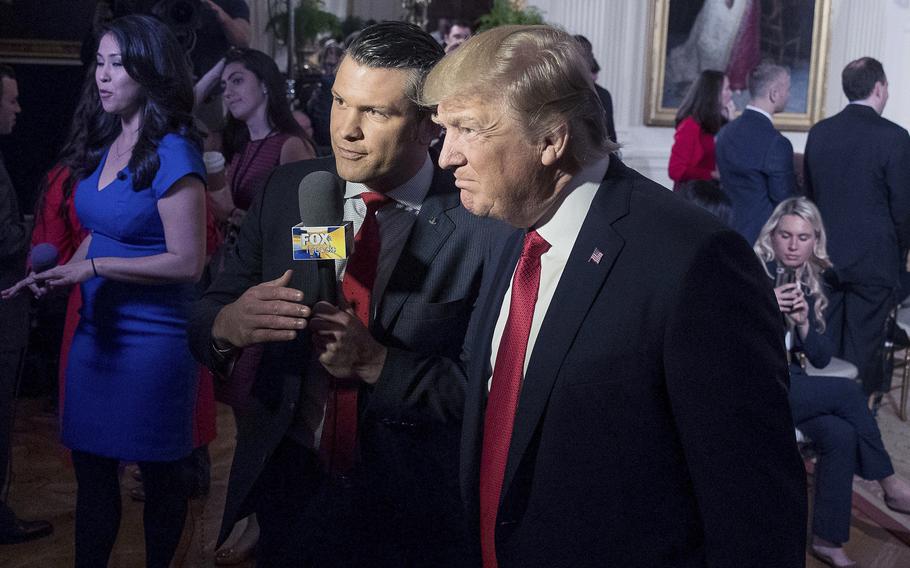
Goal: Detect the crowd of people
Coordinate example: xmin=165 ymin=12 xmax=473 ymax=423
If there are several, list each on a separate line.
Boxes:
xmin=1 ymin=5 xmax=910 ymax=568
xmin=670 ymin=53 xmax=910 ymax=567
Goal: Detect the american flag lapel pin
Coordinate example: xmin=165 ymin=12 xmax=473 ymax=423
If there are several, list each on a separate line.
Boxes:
xmin=589 ymin=248 xmax=604 ymax=264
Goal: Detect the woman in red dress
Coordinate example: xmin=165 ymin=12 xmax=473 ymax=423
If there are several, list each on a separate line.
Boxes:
xmin=668 ymin=69 xmax=734 ymax=189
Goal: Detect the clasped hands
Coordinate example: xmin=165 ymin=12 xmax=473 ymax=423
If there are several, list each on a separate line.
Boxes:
xmin=774 ymin=282 xmax=809 ymax=332
xmin=212 ymin=269 xmax=386 ymax=383
xmin=1 ymin=261 xmax=95 ymax=300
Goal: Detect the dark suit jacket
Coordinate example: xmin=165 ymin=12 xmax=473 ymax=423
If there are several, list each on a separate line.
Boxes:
xmin=0 ymin=152 xmax=29 ymax=350
xmin=804 ymin=104 xmax=910 ymax=288
xmin=716 ymin=108 xmax=796 ymax=245
xmin=188 ymin=156 xmax=508 ymax=559
xmin=461 ymin=158 xmax=807 ymax=567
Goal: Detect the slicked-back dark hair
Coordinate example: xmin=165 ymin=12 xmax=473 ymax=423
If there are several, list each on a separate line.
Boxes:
xmin=344 ymin=21 xmax=444 ymax=112
xmin=75 ymin=14 xmax=201 ymax=192
xmin=675 ymin=69 xmax=727 ymax=134
xmin=0 ymin=64 xmax=15 ymax=99
xmin=842 ymin=57 xmax=886 ymax=101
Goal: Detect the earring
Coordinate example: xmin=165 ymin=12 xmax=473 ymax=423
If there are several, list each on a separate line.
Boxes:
xmin=262 ymin=89 xmax=268 ymax=95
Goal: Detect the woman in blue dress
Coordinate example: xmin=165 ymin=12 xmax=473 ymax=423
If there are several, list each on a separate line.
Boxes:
xmin=7 ymin=15 xmax=206 ymax=567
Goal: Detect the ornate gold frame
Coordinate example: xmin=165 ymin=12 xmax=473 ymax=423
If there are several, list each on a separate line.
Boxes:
xmin=645 ymin=0 xmax=831 ymax=131
xmin=0 ymin=39 xmax=81 ymax=61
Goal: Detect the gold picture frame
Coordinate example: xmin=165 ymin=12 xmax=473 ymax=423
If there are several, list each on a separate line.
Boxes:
xmin=0 ymin=39 xmax=81 ymax=62
xmin=645 ymin=0 xmax=831 ymax=131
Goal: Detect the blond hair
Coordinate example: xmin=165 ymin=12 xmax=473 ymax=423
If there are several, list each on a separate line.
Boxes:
xmin=420 ymin=25 xmax=619 ymax=168
xmin=754 ymin=197 xmax=833 ymax=332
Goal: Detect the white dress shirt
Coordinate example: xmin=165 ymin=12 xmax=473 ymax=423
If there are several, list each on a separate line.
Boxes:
xmin=489 ymin=156 xmax=610 ymax=387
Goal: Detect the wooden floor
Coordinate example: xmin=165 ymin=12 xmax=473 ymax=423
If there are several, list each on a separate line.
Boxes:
xmin=2 ymin=387 xmax=910 ymax=567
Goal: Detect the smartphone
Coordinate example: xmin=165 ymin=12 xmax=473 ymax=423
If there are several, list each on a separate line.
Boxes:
xmin=775 ymin=267 xmax=796 ymax=288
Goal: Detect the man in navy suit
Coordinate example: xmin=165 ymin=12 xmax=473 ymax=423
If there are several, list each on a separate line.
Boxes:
xmin=190 ymin=22 xmax=504 ymax=566
xmin=423 ymin=25 xmax=806 ymax=568
xmin=716 ymin=63 xmax=796 ymax=245
xmin=804 ymin=57 xmax=910 ymax=398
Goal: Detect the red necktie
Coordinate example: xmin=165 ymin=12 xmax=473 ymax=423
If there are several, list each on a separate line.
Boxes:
xmin=319 ymin=191 xmax=390 ymax=475
xmin=479 ymin=230 xmax=551 ymax=568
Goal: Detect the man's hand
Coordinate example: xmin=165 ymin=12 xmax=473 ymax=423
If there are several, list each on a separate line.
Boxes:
xmin=212 ymin=269 xmax=310 ymax=348
xmin=201 ymin=0 xmax=251 ymax=48
xmin=309 ymin=301 xmax=387 ymax=384
xmin=201 ymin=0 xmax=228 ymax=22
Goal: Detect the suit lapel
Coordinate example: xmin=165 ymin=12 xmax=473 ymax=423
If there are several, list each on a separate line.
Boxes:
xmin=462 ymin=228 xmax=524 ymax=513
xmin=374 ymin=168 xmax=459 ymax=332
xmin=499 ymin=158 xmax=634 ymax=500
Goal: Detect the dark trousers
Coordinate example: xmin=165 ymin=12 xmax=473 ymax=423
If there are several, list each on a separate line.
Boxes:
xmin=249 ymin=437 xmax=358 ymax=567
xmin=790 ymin=373 xmax=894 ymax=544
xmin=824 ymin=283 xmax=894 ymax=394
xmin=71 ymin=450 xmax=193 ymax=568
xmin=249 ymin=436 xmax=469 ymax=567
xmin=0 ymin=348 xmax=23 ymax=529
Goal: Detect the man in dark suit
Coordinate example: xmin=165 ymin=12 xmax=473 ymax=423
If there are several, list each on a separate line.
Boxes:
xmin=575 ymin=34 xmax=617 ymax=143
xmin=0 ymin=65 xmax=53 ymax=544
xmin=804 ymin=57 xmax=910 ymax=398
xmin=716 ymin=63 xmax=796 ymax=245
xmin=189 ymin=23 xmax=503 ymax=566
xmin=423 ymin=26 xmax=807 ymax=567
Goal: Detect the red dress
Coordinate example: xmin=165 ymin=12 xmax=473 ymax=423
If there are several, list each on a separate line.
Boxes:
xmin=31 ymin=166 xmax=86 ymax=418
xmin=668 ymin=116 xmax=717 ymax=187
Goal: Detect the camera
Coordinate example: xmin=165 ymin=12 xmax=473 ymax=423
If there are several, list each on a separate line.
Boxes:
xmin=151 ymin=0 xmax=202 ymax=31
xmin=112 ymin=0 xmax=202 ymax=51
xmin=152 ymin=0 xmax=201 ymax=50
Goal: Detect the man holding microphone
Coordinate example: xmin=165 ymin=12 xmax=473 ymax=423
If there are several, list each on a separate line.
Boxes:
xmin=189 ymin=22 xmax=505 ymax=566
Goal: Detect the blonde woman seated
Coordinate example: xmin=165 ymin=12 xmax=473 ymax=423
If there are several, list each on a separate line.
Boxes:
xmin=755 ymin=197 xmax=910 ymax=567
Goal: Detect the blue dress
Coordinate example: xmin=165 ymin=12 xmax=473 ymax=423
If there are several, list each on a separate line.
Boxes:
xmin=63 ymin=134 xmax=205 ymax=461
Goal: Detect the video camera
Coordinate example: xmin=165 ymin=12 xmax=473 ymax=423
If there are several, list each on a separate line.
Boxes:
xmin=112 ymin=0 xmax=202 ymax=51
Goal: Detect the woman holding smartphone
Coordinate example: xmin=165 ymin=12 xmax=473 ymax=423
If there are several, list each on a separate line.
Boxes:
xmin=755 ymin=197 xmax=910 ymax=567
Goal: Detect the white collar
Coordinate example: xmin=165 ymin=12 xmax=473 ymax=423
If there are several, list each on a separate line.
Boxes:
xmin=745 ymin=105 xmax=774 ymax=123
xmin=534 ymin=155 xmax=611 ymax=251
xmin=344 ymin=153 xmax=433 ymax=211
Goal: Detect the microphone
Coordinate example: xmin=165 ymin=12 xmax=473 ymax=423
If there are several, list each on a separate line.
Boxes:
xmin=30 ymin=243 xmax=59 ymax=273
xmin=294 ymin=171 xmax=351 ymax=305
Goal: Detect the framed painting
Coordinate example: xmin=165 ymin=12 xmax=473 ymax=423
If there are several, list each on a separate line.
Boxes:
xmin=645 ymin=0 xmax=831 ymax=131
xmin=0 ymin=0 xmax=93 ymax=63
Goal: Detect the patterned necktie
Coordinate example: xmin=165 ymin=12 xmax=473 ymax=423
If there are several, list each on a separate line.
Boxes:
xmin=479 ymin=230 xmax=551 ymax=568
xmin=319 ymin=191 xmax=390 ymax=475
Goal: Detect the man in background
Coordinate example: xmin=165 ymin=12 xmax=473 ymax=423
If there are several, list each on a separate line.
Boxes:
xmin=805 ymin=57 xmax=910 ymax=400
xmin=574 ymin=34 xmax=617 ymax=143
xmin=716 ymin=62 xmax=796 ymax=244
xmin=444 ymin=19 xmax=473 ymax=53
xmin=0 ymin=64 xmax=53 ymax=545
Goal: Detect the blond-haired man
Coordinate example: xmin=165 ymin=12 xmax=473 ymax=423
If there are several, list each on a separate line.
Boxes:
xmin=422 ymin=25 xmax=807 ymax=568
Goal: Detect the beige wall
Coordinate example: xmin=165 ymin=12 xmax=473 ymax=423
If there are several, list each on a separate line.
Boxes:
xmin=526 ymin=0 xmax=910 ymax=188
